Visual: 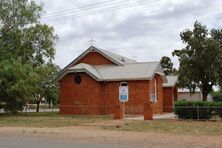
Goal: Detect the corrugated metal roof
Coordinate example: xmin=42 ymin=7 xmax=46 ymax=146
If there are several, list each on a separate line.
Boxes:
xmin=56 ymin=46 xmax=136 ymax=80
xmin=68 ymin=63 xmax=102 ymax=80
xmin=95 ymin=62 xmax=160 ymax=81
xmin=56 ymin=46 xmax=166 ymax=81
xmin=163 ymin=76 xmax=178 ymax=87
xmin=178 ymin=88 xmax=201 ymax=93
xmin=97 ymin=47 xmax=136 ymax=65
xmin=57 ymin=62 xmax=164 ymax=81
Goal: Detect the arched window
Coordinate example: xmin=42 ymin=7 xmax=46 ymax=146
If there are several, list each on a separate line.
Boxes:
xmin=154 ymin=78 xmax=157 ymax=102
xmin=150 ymin=78 xmax=157 ymax=102
xmin=120 ymin=82 xmax=128 ymax=86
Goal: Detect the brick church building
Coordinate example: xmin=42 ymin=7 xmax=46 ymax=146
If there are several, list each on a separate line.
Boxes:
xmin=56 ymin=46 xmax=177 ymax=120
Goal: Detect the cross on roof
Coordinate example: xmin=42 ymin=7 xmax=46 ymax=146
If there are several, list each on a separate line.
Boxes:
xmin=88 ymin=38 xmax=95 ymax=46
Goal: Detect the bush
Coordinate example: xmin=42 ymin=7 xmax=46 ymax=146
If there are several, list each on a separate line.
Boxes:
xmin=174 ymin=100 xmax=222 ymax=119
xmin=213 ymin=97 xmax=222 ymax=102
xmin=211 ymin=90 xmax=222 ymax=102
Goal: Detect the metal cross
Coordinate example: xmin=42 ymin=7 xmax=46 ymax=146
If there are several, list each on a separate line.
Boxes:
xmin=88 ymin=38 xmax=95 ymax=46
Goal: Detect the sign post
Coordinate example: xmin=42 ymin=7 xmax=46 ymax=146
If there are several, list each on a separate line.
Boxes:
xmin=119 ymin=86 xmax=129 ymax=102
xmin=119 ymin=86 xmax=129 ymax=118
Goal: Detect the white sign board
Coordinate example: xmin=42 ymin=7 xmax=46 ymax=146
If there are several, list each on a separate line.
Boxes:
xmin=119 ymin=86 xmax=129 ymax=102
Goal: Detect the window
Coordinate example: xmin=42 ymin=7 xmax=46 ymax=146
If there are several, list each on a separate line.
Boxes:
xmin=150 ymin=78 xmax=157 ymax=102
xmin=74 ymin=74 xmax=81 ymax=84
xmin=154 ymin=78 xmax=157 ymax=102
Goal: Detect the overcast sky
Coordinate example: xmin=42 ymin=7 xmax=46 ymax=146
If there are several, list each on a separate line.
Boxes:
xmin=35 ymin=0 xmax=222 ymax=68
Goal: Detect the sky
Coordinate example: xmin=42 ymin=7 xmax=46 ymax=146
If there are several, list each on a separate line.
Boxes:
xmin=35 ymin=0 xmax=222 ymax=69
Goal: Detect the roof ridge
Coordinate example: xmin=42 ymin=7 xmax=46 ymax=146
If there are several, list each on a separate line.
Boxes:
xmin=124 ymin=61 xmax=159 ymax=64
xmin=92 ymin=46 xmax=136 ymax=63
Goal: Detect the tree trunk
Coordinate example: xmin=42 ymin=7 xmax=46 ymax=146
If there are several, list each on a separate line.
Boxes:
xmin=201 ymin=83 xmax=212 ymax=101
xmin=202 ymin=93 xmax=208 ymax=101
xmin=35 ymin=94 xmax=42 ymax=112
xmin=48 ymin=102 xmax=51 ymax=109
xmin=202 ymin=88 xmax=208 ymax=101
xmin=36 ymin=101 xmax=40 ymax=112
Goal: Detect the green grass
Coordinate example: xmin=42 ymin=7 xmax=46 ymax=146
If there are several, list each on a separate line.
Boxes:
xmin=0 ymin=112 xmax=112 ymax=128
xmin=102 ymin=120 xmax=222 ymax=135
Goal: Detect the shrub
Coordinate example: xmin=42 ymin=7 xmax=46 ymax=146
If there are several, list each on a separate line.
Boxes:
xmin=174 ymin=100 xmax=222 ymax=119
xmin=211 ymin=90 xmax=222 ymax=102
xmin=213 ymin=97 xmax=222 ymax=102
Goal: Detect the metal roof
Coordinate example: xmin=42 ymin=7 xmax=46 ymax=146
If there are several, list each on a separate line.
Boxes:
xmin=56 ymin=46 xmax=166 ymax=82
xmin=56 ymin=46 xmax=137 ymax=79
xmin=95 ymin=62 xmax=162 ymax=81
xmin=163 ymin=76 xmax=178 ymax=87
xmin=97 ymin=47 xmax=136 ymax=65
xmin=178 ymin=88 xmax=201 ymax=93
xmin=57 ymin=62 xmax=166 ymax=81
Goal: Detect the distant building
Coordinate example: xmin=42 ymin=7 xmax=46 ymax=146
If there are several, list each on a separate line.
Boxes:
xmin=178 ymin=88 xmax=212 ymax=101
xmin=178 ymin=88 xmax=202 ymax=101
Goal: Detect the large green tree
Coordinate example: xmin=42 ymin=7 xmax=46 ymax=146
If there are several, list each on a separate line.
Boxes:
xmin=0 ymin=0 xmax=57 ymax=66
xmin=160 ymin=56 xmax=178 ymax=75
xmin=0 ymin=0 xmax=58 ymax=112
xmin=173 ymin=21 xmax=222 ymax=101
xmin=0 ymin=59 xmax=35 ymax=113
xmin=32 ymin=64 xmax=60 ymax=112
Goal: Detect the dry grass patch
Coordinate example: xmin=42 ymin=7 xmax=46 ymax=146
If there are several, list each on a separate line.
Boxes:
xmin=0 ymin=112 xmax=112 ymax=127
xmin=102 ymin=120 xmax=222 ymax=135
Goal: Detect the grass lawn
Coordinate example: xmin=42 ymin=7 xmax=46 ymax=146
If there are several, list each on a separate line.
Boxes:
xmin=0 ymin=112 xmax=112 ymax=128
xmin=102 ymin=120 xmax=222 ymax=135
xmin=1 ymin=112 xmax=222 ymax=135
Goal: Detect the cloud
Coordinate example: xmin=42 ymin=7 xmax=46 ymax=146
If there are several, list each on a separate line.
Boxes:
xmin=35 ymin=0 xmax=222 ymax=68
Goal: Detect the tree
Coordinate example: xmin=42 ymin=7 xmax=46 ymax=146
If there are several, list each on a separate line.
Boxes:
xmin=32 ymin=64 xmax=60 ymax=112
xmin=44 ymin=65 xmax=60 ymax=108
xmin=160 ymin=56 xmax=178 ymax=75
xmin=172 ymin=21 xmax=222 ymax=101
xmin=0 ymin=0 xmax=57 ymax=66
xmin=0 ymin=0 xmax=58 ymax=112
xmin=0 ymin=59 xmax=35 ymax=113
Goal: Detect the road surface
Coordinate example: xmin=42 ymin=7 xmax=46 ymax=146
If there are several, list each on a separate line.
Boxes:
xmin=0 ymin=126 xmax=222 ymax=148
xmin=0 ymin=135 xmax=130 ymax=148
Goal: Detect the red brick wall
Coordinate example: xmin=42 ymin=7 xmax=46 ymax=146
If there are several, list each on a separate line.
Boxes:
xmin=59 ymin=73 xmax=105 ymax=115
xmin=163 ymin=87 xmax=174 ymax=112
xmin=59 ymin=73 xmax=151 ymax=115
xmin=151 ymin=74 xmax=163 ymax=114
xmin=59 ymin=73 xmax=164 ymax=115
xmin=174 ymin=85 xmax=178 ymax=101
xmin=76 ymin=51 xmax=116 ymax=65
xmin=105 ymin=81 xmax=150 ymax=115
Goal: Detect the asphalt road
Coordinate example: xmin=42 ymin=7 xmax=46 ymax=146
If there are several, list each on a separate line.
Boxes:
xmin=0 ymin=135 xmax=130 ymax=148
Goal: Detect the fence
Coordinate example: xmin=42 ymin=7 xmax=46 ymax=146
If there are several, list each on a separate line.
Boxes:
xmin=1 ymin=105 xmax=222 ymax=120
xmin=174 ymin=106 xmax=222 ymax=120
xmin=0 ymin=104 xmax=59 ymax=114
xmin=59 ymin=105 xmax=222 ymax=120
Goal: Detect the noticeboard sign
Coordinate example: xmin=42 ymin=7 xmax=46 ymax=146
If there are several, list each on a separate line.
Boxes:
xmin=119 ymin=86 xmax=129 ymax=102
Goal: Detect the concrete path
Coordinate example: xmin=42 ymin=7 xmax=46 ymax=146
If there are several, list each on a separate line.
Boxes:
xmin=124 ymin=113 xmax=178 ymax=120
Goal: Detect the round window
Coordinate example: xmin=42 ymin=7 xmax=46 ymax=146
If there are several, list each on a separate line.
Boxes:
xmin=74 ymin=75 xmax=81 ymax=84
